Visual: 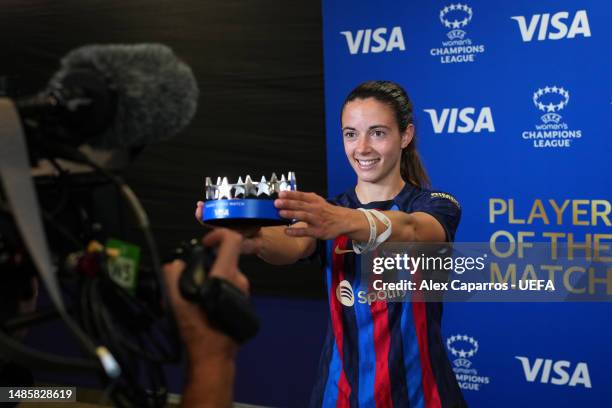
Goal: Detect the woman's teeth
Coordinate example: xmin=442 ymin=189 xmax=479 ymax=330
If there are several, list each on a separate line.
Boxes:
xmin=356 ymin=159 xmax=379 ymax=169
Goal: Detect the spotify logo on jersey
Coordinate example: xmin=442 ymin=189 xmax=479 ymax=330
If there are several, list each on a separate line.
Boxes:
xmin=336 ymin=280 xmax=355 ymax=307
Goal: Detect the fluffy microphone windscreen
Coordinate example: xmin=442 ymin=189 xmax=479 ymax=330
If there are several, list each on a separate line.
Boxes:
xmin=50 ymin=43 xmax=199 ymax=148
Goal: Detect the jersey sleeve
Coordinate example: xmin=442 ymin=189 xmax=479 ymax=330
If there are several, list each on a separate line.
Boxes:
xmin=410 ymin=191 xmax=462 ymax=242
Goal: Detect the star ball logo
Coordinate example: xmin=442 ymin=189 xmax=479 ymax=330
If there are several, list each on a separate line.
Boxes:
xmin=447 ymin=334 xmax=479 ymax=367
xmin=430 ymin=3 xmax=485 ymax=64
xmin=446 ymin=334 xmax=490 ymax=391
xmin=533 ymin=86 xmax=569 ymax=123
xmin=521 ymin=86 xmax=583 ymax=148
xmin=440 ymin=3 xmax=472 ymax=39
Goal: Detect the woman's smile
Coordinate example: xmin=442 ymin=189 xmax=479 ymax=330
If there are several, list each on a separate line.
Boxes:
xmin=355 ymin=157 xmax=380 ymax=170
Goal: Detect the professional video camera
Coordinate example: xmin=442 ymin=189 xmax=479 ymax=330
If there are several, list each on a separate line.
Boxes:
xmin=0 ymin=43 xmax=257 ymax=407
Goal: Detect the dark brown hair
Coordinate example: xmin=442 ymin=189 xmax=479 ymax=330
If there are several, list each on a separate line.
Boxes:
xmin=342 ymin=80 xmax=430 ymax=189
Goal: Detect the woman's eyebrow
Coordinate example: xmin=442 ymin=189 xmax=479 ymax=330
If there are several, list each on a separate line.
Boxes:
xmin=368 ymin=125 xmax=391 ymax=130
xmin=342 ymin=126 xmax=357 ymax=131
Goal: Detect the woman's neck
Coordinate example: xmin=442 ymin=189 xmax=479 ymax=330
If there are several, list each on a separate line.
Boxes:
xmin=355 ymin=175 xmax=405 ymax=204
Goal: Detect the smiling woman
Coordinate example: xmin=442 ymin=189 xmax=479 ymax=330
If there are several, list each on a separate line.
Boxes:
xmin=196 ymin=80 xmax=466 ymax=407
xmin=341 ymin=81 xmax=429 ymax=203
xmin=342 ymin=97 xmax=409 ymax=185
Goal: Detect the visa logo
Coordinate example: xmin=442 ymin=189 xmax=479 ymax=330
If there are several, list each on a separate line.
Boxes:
xmin=214 ymin=208 xmax=229 ymax=217
xmin=340 ymin=26 xmax=406 ymax=55
xmin=515 ymin=356 xmax=592 ymax=388
xmin=511 ymin=10 xmax=591 ymax=42
xmin=423 ymin=107 xmax=495 ymax=134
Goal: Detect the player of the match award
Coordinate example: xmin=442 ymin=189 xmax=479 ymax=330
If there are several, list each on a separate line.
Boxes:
xmin=201 ymin=172 xmax=296 ymax=227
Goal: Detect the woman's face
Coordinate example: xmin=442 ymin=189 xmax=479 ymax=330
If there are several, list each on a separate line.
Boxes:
xmin=341 ymin=97 xmax=412 ymax=184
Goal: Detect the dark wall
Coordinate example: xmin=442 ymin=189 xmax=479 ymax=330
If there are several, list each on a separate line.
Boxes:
xmin=0 ymin=0 xmax=327 ymax=297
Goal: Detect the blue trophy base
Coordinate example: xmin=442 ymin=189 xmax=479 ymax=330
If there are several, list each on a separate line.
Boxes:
xmin=202 ymin=199 xmax=289 ymax=226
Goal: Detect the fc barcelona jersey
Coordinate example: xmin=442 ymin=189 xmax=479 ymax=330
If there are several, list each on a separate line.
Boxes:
xmin=309 ymin=183 xmax=467 ymax=408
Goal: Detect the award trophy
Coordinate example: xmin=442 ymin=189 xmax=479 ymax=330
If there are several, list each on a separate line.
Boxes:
xmin=200 ymin=172 xmax=297 ymax=226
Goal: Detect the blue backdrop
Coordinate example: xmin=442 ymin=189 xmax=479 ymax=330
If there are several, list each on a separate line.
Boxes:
xmin=322 ymin=0 xmax=611 ymax=406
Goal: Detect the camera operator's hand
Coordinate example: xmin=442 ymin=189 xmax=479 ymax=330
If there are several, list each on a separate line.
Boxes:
xmin=195 ymin=201 xmax=262 ymax=255
xmin=164 ymin=228 xmax=248 ymax=354
xmin=163 ymin=228 xmax=247 ymax=408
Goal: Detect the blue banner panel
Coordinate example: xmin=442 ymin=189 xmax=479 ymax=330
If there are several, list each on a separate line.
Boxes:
xmin=322 ymin=1 xmax=611 ymax=406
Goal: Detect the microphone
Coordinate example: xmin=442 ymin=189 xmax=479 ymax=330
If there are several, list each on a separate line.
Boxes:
xmin=16 ymin=43 xmax=199 ymax=148
xmin=0 ymin=43 xmax=196 ymax=397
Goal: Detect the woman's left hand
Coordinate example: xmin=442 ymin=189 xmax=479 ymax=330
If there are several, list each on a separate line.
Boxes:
xmin=275 ymin=191 xmax=347 ymax=240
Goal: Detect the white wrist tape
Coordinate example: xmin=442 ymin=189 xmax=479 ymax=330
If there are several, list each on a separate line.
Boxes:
xmin=369 ymin=209 xmax=392 ymax=248
xmin=352 ymin=208 xmax=376 ymax=254
xmin=352 ymin=208 xmax=392 ymax=254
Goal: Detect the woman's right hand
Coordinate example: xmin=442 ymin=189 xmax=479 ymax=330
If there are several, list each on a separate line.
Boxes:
xmin=195 ymin=201 xmax=262 ymax=256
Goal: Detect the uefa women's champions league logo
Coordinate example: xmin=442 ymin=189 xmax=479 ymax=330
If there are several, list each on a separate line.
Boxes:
xmin=439 ymin=3 xmax=473 ymax=40
xmin=446 ymin=334 xmax=490 ymax=391
xmin=447 ymin=334 xmax=479 ymax=368
xmin=521 ymin=86 xmax=583 ymax=148
xmin=533 ymin=86 xmax=570 ymax=124
xmin=431 ymin=3 xmax=485 ymax=63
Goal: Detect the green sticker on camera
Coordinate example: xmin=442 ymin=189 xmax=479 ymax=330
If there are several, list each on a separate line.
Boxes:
xmin=106 ymin=238 xmax=141 ymax=294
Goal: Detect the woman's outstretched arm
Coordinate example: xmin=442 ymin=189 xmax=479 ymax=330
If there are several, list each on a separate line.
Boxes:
xmin=195 ymin=201 xmax=317 ymax=265
xmin=274 ymin=191 xmax=449 ymax=243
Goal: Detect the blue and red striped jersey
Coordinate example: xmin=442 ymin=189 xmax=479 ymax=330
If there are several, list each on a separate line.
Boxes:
xmin=309 ymin=183 xmax=467 ymax=408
